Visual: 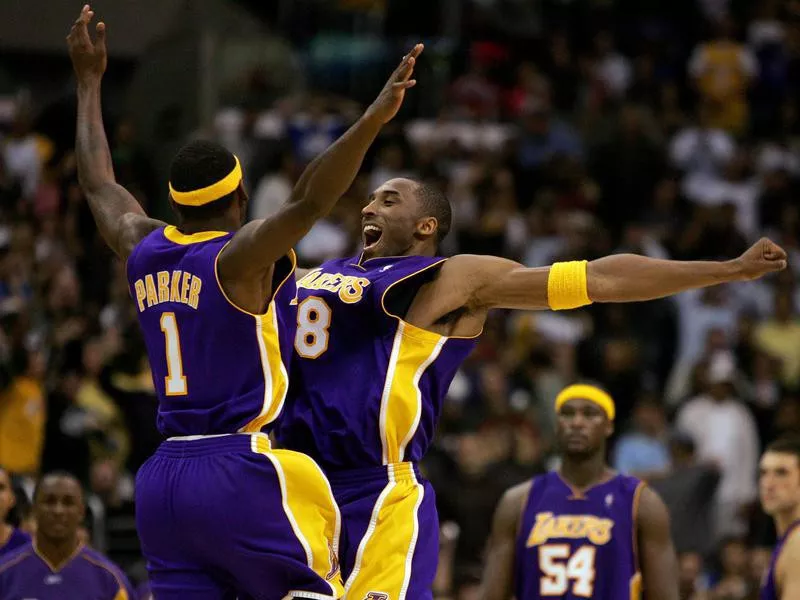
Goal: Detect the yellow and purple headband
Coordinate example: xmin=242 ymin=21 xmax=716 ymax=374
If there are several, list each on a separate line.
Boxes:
xmin=554 ymin=384 xmax=615 ymax=421
xmin=169 ymin=155 xmax=243 ymax=207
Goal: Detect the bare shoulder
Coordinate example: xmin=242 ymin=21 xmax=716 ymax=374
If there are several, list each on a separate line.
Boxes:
xmin=494 ymin=480 xmax=534 ymax=532
xmin=118 ymin=213 xmax=166 ymax=260
xmin=777 ymin=526 xmax=800 ymax=574
xmin=637 ymin=485 xmax=670 ymax=534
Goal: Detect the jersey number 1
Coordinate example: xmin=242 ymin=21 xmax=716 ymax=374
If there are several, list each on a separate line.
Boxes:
xmin=539 ymin=544 xmax=596 ymax=597
xmin=160 ymin=312 xmax=188 ymax=395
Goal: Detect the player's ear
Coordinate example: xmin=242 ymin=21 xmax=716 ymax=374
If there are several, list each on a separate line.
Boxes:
xmin=605 ymin=419 xmax=614 ymax=438
xmin=416 ymin=216 xmax=438 ymax=238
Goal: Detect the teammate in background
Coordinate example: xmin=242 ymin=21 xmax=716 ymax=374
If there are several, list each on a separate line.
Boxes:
xmin=0 ymin=471 xmax=135 ymax=599
xmin=759 ymin=437 xmax=800 ymax=600
xmin=0 ymin=468 xmax=30 ymax=558
xmin=478 ymin=385 xmax=678 ymax=600
xmin=67 ymin=4 xmax=423 ymax=598
xmin=274 ymin=168 xmax=786 ymax=599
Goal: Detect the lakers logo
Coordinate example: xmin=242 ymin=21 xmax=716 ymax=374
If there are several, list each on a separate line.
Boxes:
xmin=297 ymin=269 xmax=371 ymax=304
xmin=326 ymin=541 xmax=340 ymax=581
xmin=526 ymin=512 xmax=614 ymax=547
xmin=364 ymin=593 xmax=389 ymax=600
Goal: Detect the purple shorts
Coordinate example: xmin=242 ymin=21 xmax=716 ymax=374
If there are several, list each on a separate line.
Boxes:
xmin=328 ymin=462 xmax=438 ymax=600
xmin=135 ymin=433 xmax=344 ymax=600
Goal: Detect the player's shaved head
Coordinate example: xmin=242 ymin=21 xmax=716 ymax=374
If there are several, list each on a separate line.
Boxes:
xmin=555 ymin=397 xmax=614 ymax=459
xmin=34 ymin=471 xmax=86 ymax=543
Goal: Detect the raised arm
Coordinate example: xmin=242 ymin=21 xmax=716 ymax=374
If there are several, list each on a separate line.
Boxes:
xmin=437 ymin=238 xmax=786 ymax=314
xmin=477 ymin=482 xmax=530 ymax=600
xmin=218 ymin=45 xmax=424 ymax=280
xmin=68 ymin=5 xmax=163 ymax=260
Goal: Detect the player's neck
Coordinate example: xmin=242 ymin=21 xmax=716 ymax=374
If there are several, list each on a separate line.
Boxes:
xmin=0 ymin=522 xmax=12 ymax=545
xmin=179 ymin=217 xmax=236 ymax=235
xmin=559 ymin=453 xmax=611 ymax=491
xmin=775 ymin=505 xmax=800 ymax=537
xmin=34 ymin=533 xmax=82 ymax=570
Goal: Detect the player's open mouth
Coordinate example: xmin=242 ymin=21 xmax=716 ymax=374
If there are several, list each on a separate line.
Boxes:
xmin=363 ymin=224 xmax=383 ymax=249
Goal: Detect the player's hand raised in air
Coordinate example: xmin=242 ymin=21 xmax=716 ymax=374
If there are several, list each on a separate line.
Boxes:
xmin=67 ymin=4 xmax=107 ymax=85
xmin=365 ymin=43 xmax=424 ymax=124
xmin=734 ymin=237 xmax=788 ymax=280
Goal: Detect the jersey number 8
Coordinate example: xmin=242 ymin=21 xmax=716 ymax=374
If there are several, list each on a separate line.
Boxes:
xmin=295 ymin=297 xmax=332 ymax=359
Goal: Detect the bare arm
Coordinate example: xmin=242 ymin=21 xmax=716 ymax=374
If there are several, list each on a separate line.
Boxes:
xmin=478 ymin=482 xmax=531 ymax=600
xmin=219 ymin=44 xmax=424 ymax=281
xmin=421 ymin=239 xmax=786 ymax=319
xmin=777 ymin=529 xmax=800 ymax=600
xmin=637 ymin=486 xmax=679 ymax=600
xmin=68 ymin=7 xmax=163 ymax=260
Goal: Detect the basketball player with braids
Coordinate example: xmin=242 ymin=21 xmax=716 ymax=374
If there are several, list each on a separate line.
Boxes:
xmin=479 ymin=384 xmax=678 ymax=600
xmin=67 ymin=4 xmax=423 ymax=598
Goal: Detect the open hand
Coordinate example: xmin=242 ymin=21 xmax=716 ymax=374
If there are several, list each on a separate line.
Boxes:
xmin=67 ymin=4 xmax=107 ymax=85
xmin=365 ymin=43 xmax=424 ymax=124
xmin=734 ymin=237 xmax=788 ymax=280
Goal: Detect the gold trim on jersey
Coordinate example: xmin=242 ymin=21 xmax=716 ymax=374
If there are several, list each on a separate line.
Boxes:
xmin=379 ymin=321 xmax=447 ymax=464
xmin=163 ymin=225 xmax=229 ymax=245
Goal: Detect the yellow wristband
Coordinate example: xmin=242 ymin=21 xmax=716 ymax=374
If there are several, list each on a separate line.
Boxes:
xmin=547 ymin=260 xmax=591 ymax=310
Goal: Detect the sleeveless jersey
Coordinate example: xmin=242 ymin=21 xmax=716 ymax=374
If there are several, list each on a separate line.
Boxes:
xmin=515 ymin=471 xmax=644 ymax=600
xmin=126 ymin=226 xmax=296 ymax=437
xmin=273 ymin=254 xmax=478 ymax=470
xmin=761 ymin=520 xmax=800 ymax=600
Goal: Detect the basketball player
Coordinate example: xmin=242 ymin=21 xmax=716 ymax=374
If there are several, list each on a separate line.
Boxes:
xmin=0 ymin=471 xmax=135 ymax=599
xmin=67 ymin=5 xmax=423 ymax=598
xmin=478 ymin=385 xmax=677 ymax=600
xmin=273 ymin=174 xmax=786 ymax=599
xmin=759 ymin=437 xmax=800 ymax=600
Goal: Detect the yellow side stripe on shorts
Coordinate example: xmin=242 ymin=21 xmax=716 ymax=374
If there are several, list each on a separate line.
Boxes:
xmin=251 ymin=434 xmax=343 ymax=597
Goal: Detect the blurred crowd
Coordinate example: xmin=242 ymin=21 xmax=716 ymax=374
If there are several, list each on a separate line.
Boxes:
xmin=2 ymin=0 xmax=800 ymax=599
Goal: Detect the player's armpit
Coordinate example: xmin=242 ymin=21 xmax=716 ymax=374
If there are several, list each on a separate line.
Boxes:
xmin=777 ymin=528 xmax=800 ymax=600
xmin=477 ymin=482 xmax=531 ymax=600
xmin=637 ymin=486 xmax=679 ymax=600
xmin=85 ymin=183 xmax=165 ymax=260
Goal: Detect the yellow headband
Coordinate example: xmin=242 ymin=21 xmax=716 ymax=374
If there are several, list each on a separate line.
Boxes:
xmin=169 ymin=156 xmax=242 ymax=207
xmin=555 ymin=384 xmax=615 ymax=421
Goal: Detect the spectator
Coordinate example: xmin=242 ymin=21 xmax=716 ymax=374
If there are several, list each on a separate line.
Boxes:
xmin=650 ymin=431 xmax=721 ymax=557
xmin=676 ymin=351 xmax=760 ymax=540
xmin=612 ymin=396 xmax=670 ymax=478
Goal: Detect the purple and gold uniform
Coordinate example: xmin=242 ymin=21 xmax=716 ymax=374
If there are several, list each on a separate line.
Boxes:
xmin=0 ymin=542 xmax=134 ymax=600
xmin=274 ymin=255 xmax=478 ymax=599
xmin=514 ymin=472 xmax=644 ymax=600
xmin=0 ymin=529 xmax=30 ymax=558
xmin=127 ymin=226 xmax=342 ymax=600
xmin=761 ymin=521 xmax=800 ymax=600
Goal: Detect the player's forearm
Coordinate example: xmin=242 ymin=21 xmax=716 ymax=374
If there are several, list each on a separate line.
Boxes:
xmin=288 ymin=113 xmax=384 ymax=218
xmin=587 ymin=254 xmax=742 ymax=303
xmin=75 ymin=81 xmax=116 ymax=193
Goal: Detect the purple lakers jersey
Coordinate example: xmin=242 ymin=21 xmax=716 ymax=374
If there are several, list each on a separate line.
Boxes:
xmin=0 ymin=542 xmax=134 ymax=599
xmin=515 ymin=472 xmax=644 ymax=600
xmin=0 ymin=529 xmax=30 ymax=558
xmin=761 ymin=520 xmax=800 ymax=600
xmin=126 ymin=226 xmax=296 ymax=437
xmin=274 ymin=255 xmax=478 ymax=470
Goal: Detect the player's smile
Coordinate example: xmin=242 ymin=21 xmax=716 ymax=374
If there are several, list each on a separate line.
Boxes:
xmin=362 ymin=221 xmax=383 ymax=250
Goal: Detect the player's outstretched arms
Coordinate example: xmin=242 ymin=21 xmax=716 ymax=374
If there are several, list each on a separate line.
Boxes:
xmin=69 ymin=5 xmax=164 ymax=260
xmin=477 ymin=482 xmax=531 ymax=600
xmin=433 ymin=238 xmax=787 ymax=315
xmin=777 ymin=529 xmax=800 ymax=600
xmin=219 ymin=44 xmax=424 ymax=280
xmin=638 ymin=486 xmax=679 ymax=600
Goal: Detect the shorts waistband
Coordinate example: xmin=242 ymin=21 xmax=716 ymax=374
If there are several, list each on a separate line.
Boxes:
xmin=325 ymin=462 xmax=421 ymax=485
xmin=156 ymin=433 xmax=267 ymax=457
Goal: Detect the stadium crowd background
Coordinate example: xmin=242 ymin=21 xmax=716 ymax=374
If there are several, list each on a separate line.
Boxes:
xmin=1 ymin=0 xmax=800 ymax=598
